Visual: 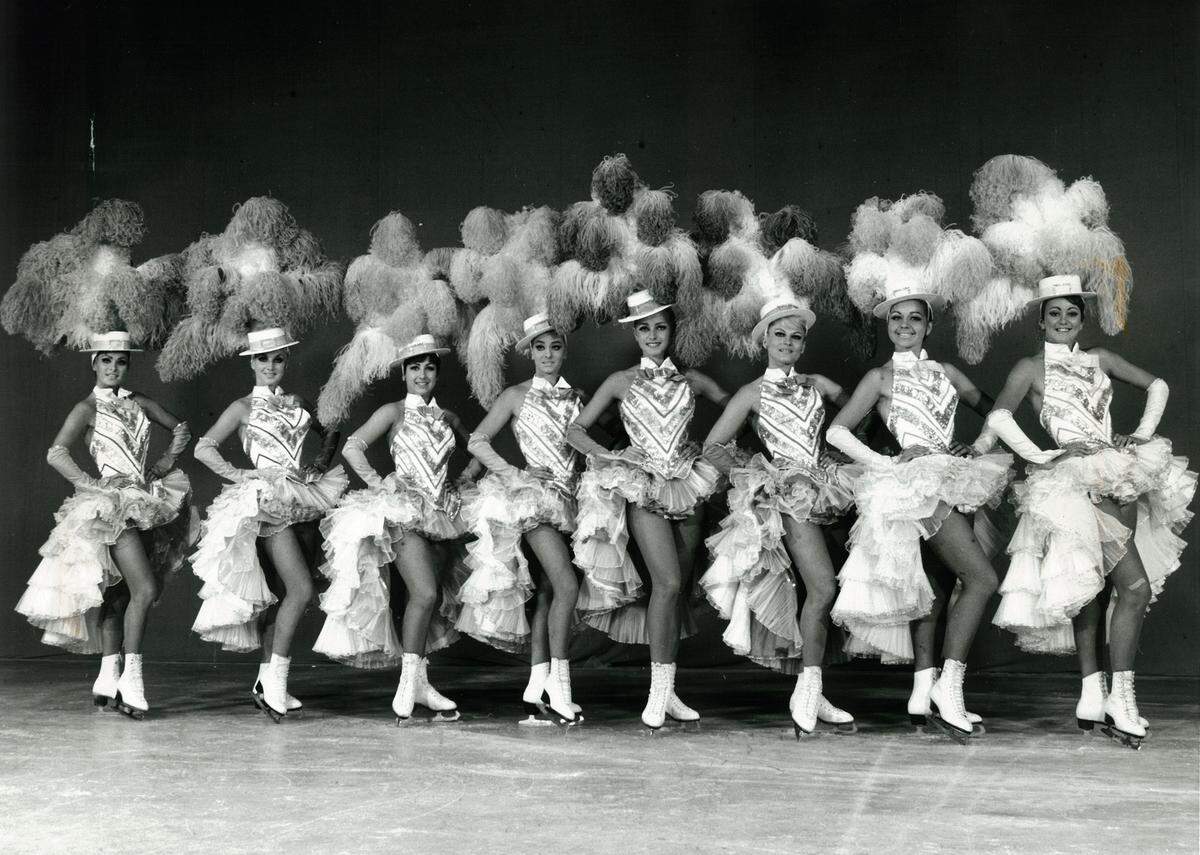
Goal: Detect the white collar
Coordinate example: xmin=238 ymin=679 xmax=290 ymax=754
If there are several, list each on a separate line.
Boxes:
xmin=891 ymin=349 xmax=929 ymax=365
xmin=763 ymin=366 xmax=795 ymax=383
xmin=252 ymin=385 xmax=285 ymax=398
xmin=93 ymin=386 xmax=132 ymax=400
xmin=405 ymin=393 xmax=439 ymax=410
xmin=639 ymin=356 xmax=678 ymax=372
xmin=532 ymin=375 xmax=572 ymax=392
xmin=1044 ymin=342 xmax=1081 ymax=358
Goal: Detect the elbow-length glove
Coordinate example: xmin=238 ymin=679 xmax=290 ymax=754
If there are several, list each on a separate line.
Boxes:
xmin=150 ymin=421 xmax=192 ymax=478
xmin=825 ymin=424 xmax=893 ymax=469
xmin=194 ymin=437 xmax=246 ymax=483
xmin=1132 ymin=379 xmax=1168 ymax=440
xmin=46 ymin=445 xmax=98 ymax=489
xmin=984 ymin=410 xmax=1061 ymax=464
xmin=341 ymin=436 xmax=384 ymax=489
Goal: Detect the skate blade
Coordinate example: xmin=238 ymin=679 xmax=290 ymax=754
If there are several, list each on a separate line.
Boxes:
xmin=252 ymin=693 xmax=285 ymax=723
xmin=822 ymin=720 xmax=858 ymax=735
xmin=114 ymin=703 xmax=145 ymax=721
xmin=93 ymin=695 xmax=117 ymax=711
xmin=927 ymin=713 xmax=974 ymax=745
xmin=1100 ymin=723 xmax=1143 ymax=750
xmin=666 ymin=716 xmax=700 ymax=732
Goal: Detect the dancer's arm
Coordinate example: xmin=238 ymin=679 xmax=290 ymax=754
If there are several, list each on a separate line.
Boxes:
xmin=702 ymin=382 xmax=756 ymax=474
xmin=466 ymin=386 xmax=520 ymax=477
xmin=46 ymin=400 xmax=98 ymax=487
xmin=339 ymin=403 xmax=400 ymax=488
xmin=1095 ymin=348 xmax=1167 ymax=443
xmin=443 ymin=409 xmax=484 ymax=486
xmin=194 ymin=399 xmax=251 ymax=483
xmin=566 ymin=371 xmax=629 ymax=460
xmin=826 ymin=370 xmax=892 ymax=468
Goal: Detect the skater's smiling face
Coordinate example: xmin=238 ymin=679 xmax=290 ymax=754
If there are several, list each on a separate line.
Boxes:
xmin=529 ymin=331 xmax=566 ymax=379
xmin=404 ymin=355 xmax=439 ymax=402
xmin=633 ymin=311 xmax=672 ymax=362
xmin=1040 ymin=297 xmax=1085 ymax=347
xmin=92 ymin=352 xmax=129 ymax=389
xmin=251 ymin=350 xmax=288 ymax=388
xmin=887 ymin=300 xmax=930 ymax=352
xmin=765 ymin=315 xmax=807 ymax=369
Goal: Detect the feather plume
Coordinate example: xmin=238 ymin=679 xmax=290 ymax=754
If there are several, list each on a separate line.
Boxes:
xmin=952 ymin=276 xmax=1034 ymax=363
xmin=632 ymin=188 xmax=676 ymax=246
xmin=694 ymin=190 xmax=757 ymax=248
xmin=969 ymin=154 xmax=1058 ymax=233
xmin=317 ymin=327 xmax=404 ymax=426
xmin=590 ymin=154 xmax=641 ymax=215
xmin=461 ymin=206 xmax=508 ymax=254
xmin=760 ymin=205 xmax=818 ymax=255
xmin=424 ymin=247 xmax=456 ymax=280
xmin=465 ymin=303 xmax=522 ymax=405
xmin=370 ymin=212 xmax=424 ymax=268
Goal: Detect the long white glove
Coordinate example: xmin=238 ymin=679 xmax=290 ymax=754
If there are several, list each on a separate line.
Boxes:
xmin=985 ymin=410 xmax=1061 ymax=464
xmin=150 ymin=421 xmax=192 ymax=478
xmin=825 ymin=424 xmax=892 ymax=469
xmin=46 ymin=445 xmax=98 ymax=488
xmin=341 ymin=436 xmax=384 ymax=488
xmin=467 ymin=432 xmax=517 ymax=476
xmin=194 ymin=437 xmax=245 ymax=483
xmin=971 ymin=423 xmax=998 ymax=455
xmin=1132 ymin=379 xmax=1168 ymax=440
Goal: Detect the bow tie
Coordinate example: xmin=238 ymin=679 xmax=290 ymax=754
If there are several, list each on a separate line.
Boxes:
xmin=773 ymin=375 xmax=804 ymax=393
xmin=411 ymin=405 xmax=441 ymax=420
xmin=532 ymin=386 xmax=578 ymax=402
xmin=641 ymin=366 xmax=682 ymax=381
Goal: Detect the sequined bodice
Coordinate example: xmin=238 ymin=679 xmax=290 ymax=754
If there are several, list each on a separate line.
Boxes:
xmin=90 ymin=394 xmax=150 ymax=480
xmin=619 ymin=370 xmax=695 ymax=475
xmin=887 ymin=355 xmax=957 ymax=452
xmin=757 ymin=377 xmax=824 ymax=466
xmin=1040 ymin=345 xmax=1112 ymax=447
xmin=514 ymin=386 xmax=581 ymax=486
xmin=243 ymin=393 xmax=310 ymax=475
xmin=390 ymin=405 xmax=455 ymax=504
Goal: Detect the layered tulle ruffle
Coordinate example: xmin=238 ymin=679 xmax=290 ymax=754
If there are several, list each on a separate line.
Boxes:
xmin=994 ymin=437 xmax=1195 ymax=654
xmin=572 ymin=449 xmax=719 ymax=644
xmin=454 ymin=470 xmax=576 ymax=653
xmin=16 ymin=471 xmax=198 ymax=653
xmin=830 ymin=451 xmax=1013 ymax=664
xmin=191 ymin=466 xmax=348 ymax=652
xmin=313 ymin=476 xmax=465 ymax=668
xmin=701 ymin=455 xmax=858 ymax=673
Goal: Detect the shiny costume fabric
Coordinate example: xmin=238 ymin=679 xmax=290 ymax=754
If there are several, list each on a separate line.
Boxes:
xmin=456 ymin=379 xmax=582 ymax=652
xmin=830 ymin=352 xmax=1013 ymax=663
xmin=191 ymin=389 xmax=347 ymax=652
xmin=314 ymin=400 xmax=465 ymax=669
xmin=573 ymin=361 xmax=721 ymax=644
xmin=993 ymin=344 xmax=1195 ymax=653
xmin=702 ymin=373 xmax=858 ymax=674
xmin=17 ymin=390 xmax=197 ymax=653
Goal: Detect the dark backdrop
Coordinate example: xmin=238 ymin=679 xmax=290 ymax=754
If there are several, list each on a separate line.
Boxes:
xmin=2 ymin=0 xmax=1196 ymax=674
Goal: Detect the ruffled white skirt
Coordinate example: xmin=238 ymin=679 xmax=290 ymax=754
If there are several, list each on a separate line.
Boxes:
xmin=830 ymin=451 xmax=1013 ymax=664
xmin=454 ymin=469 xmax=576 ymax=653
xmin=313 ymin=475 xmax=466 ymax=669
xmin=702 ymin=454 xmax=858 ymax=673
xmin=191 ymin=466 xmax=348 ymax=652
xmin=16 ymin=470 xmax=198 ymax=653
xmin=572 ymin=446 xmax=720 ymax=644
xmin=993 ymin=437 xmax=1195 ymax=654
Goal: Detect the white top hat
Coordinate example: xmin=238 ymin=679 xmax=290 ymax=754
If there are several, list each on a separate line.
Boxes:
xmin=82 ymin=331 xmax=143 ymax=353
xmin=515 ymin=313 xmax=563 ymax=351
xmin=618 ymin=290 xmax=674 ymax=324
xmin=239 ymin=327 xmax=299 ymax=356
xmin=872 ymin=279 xmax=947 ymax=319
xmin=395 ymin=333 xmax=450 ymax=364
xmin=751 ymin=296 xmax=817 ymax=342
xmin=1027 ymin=274 xmax=1096 ymax=306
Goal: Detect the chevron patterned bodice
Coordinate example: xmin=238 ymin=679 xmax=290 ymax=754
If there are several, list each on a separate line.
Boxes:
xmin=514 ymin=384 xmax=581 ymax=486
xmin=90 ymin=392 xmax=150 ymax=481
xmin=1040 ymin=343 xmax=1112 ymax=448
xmin=758 ymin=375 xmax=824 ymax=466
xmin=619 ymin=369 xmax=695 ymax=476
xmin=887 ymin=352 xmax=957 ymax=453
xmin=243 ymin=392 xmax=310 ymax=475
xmin=390 ymin=404 xmax=455 ymax=505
